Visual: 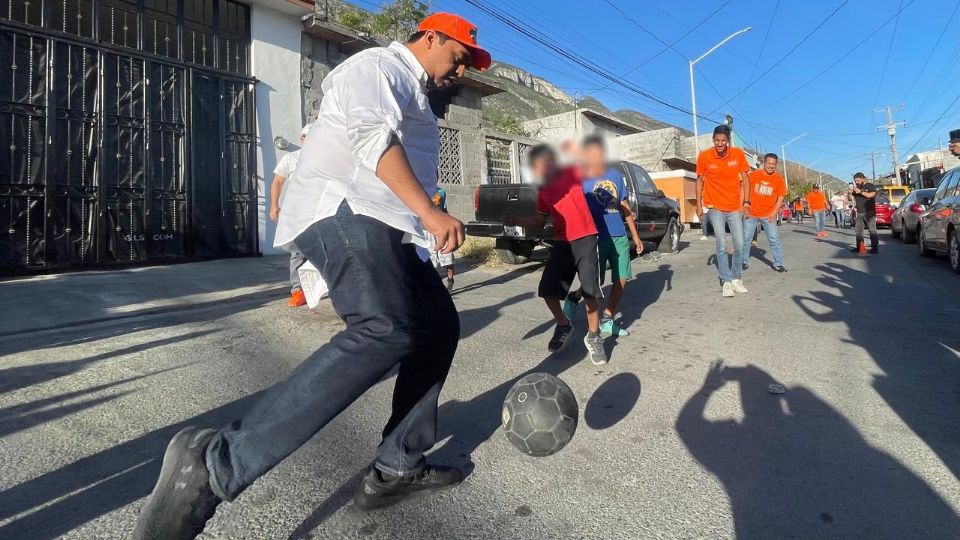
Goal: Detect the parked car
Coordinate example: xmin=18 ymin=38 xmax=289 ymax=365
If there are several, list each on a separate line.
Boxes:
xmin=918 ymin=167 xmax=960 ymax=274
xmin=467 ymin=160 xmax=683 ymax=264
xmin=891 ymin=188 xmax=936 ymax=243
xmin=876 ymin=185 xmax=911 ymax=208
xmin=874 ymin=194 xmax=894 ymax=228
xmin=778 ymin=203 xmax=792 ymax=225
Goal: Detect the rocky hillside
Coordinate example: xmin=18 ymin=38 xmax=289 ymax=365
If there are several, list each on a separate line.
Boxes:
xmin=481 ymin=62 xmax=683 ymax=134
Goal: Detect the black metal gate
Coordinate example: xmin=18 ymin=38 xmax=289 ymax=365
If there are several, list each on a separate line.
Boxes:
xmin=0 ymin=0 xmax=257 ymax=273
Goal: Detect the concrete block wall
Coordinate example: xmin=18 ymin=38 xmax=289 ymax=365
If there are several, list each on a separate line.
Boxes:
xmin=442 ymin=184 xmax=477 ymax=224
xmin=301 ymin=34 xmax=350 ymax=123
xmin=615 ymin=128 xmax=684 ymax=172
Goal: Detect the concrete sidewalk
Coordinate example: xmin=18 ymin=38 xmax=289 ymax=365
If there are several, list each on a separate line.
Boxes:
xmin=0 ymin=257 xmax=291 ymax=337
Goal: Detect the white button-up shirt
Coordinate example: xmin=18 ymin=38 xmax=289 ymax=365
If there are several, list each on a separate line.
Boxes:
xmin=274 ymin=42 xmax=440 ymax=252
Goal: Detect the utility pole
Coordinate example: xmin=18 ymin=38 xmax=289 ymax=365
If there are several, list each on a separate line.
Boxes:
xmin=868 ymin=151 xmax=877 ymax=180
xmin=875 ymin=105 xmax=907 ymax=185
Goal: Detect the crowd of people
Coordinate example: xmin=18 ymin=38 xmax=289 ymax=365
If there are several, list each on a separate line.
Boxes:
xmin=695 ymin=124 xmax=886 ymax=296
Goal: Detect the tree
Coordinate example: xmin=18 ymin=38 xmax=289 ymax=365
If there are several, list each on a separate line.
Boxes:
xmin=337 ymin=6 xmax=372 ymax=33
xmin=493 ymin=114 xmax=528 ymax=137
xmin=334 ymin=0 xmax=429 ymax=42
xmin=371 ymin=0 xmax=430 ymax=42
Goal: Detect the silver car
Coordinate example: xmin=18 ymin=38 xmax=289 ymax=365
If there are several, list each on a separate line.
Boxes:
xmin=892 ymin=188 xmax=936 ymax=243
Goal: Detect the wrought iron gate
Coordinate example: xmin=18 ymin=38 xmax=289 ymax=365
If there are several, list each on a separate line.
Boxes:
xmin=0 ymin=0 xmax=256 ymax=273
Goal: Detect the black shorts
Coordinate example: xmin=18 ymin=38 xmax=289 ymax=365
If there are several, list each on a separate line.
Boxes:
xmin=538 ymin=235 xmax=603 ymax=300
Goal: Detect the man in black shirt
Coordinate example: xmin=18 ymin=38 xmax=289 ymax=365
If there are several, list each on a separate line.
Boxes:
xmin=850 ymin=172 xmax=879 ymax=254
xmin=949 ymin=129 xmax=960 ymax=158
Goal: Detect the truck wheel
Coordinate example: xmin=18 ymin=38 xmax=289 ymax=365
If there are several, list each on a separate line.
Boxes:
xmin=657 ymin=218 xmax=681 ymax=253
xmin=495 ymin=238 xmax=534 ymax=265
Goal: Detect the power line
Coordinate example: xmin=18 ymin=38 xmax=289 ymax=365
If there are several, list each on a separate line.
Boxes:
xmin=462 ymin=0 xmax=722 ymax=123
xmin=596 ymin=0 xmax=734 ymax=91
xmin=900 ymin=3 xmax=958 ymax=104
xmin=873 ymin=0 xmax=905 ymax=106
xmin=748 ymin=0 xmax=919 ymax=113
xmin=707 ymin=1 xmax=849 ymax=115
xmin=746 ymin=0 xmax=781 ymax=83
xmin=902 ymin=94 xmax=960 ymax=157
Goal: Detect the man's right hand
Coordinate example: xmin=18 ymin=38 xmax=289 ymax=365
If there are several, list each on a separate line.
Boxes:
xmin=423 ymin=207 xmax=464 ymax=254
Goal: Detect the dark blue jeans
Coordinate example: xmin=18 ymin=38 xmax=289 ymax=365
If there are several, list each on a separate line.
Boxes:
xmin=206 ymin=203 xmax=460 ymax=501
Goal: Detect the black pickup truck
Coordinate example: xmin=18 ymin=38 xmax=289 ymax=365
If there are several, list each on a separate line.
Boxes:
xmin=466 ymin=160 xmax=683 ymax=264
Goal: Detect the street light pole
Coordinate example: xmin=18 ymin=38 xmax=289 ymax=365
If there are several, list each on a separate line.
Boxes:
xmin=781 ymin=132 xmax=807 ymax=190
xmin=689 ymin=27 xmax=752 ymax=156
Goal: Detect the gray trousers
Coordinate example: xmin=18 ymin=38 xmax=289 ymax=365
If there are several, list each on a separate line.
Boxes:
xmin=855 ymin=214 xmax=878 ymax=248
xmin=289 ymin=250 xmax=306 ymax=292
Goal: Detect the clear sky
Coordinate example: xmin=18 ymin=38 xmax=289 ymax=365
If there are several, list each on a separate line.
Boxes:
xmin=413 ymin=0 xmax=958 ymax=179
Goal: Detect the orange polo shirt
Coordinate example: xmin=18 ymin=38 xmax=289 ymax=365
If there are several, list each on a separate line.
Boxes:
xmin=697 ymin=146 xmax=750 ymax=212
xmin=806 ymin=191 xmax=828 ymax=212
xmin=793 ymin=200 xmax=804 ymax=211
xmin=746 ymin=170 xmax=787 ymax=218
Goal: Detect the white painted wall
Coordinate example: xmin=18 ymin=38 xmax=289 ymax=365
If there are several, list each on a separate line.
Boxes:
xmin=250 ymin=4 xmax=305 ymax=255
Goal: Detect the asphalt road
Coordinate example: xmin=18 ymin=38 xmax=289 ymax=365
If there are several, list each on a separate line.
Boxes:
xmin=2 ymin=221 xmax=960 ymax=539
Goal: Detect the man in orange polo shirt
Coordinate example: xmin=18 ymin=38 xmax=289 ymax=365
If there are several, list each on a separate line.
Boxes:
xmin=697 ymin=124 xmax=751 ymax=297
xmin=806 ymin=184 xmax=829 ymax=237
xmin=743 ymin=153 xmax=787 ymax=272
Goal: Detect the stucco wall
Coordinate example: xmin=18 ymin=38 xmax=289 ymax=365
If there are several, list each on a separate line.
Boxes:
xmin=251 ymin=4 xmax=304 ymax=255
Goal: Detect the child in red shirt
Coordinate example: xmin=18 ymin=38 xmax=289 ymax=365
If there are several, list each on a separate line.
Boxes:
xmin=529 ymin=145 xmax=607 ymax=365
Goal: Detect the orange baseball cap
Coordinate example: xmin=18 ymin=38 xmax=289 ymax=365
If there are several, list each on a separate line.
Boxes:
xmin=418 ymin=12 xmax=492 ymax=71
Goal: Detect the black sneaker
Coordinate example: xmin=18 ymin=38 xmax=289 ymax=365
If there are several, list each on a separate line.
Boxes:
xmin=446 ymin=278 xmax=454 ymax=291
xmin=583 ymin=332 xmax=608 ymax=365
xmin=774 ymin=266 xmax=787 ymax=273
xmin=742 ymin=263 xmax=749 ymax=271
xmin=133 ymin=427 xmax=221 ymax=540
xmin=548 ymin=324 xmax=574 ymax=352
xmin=353 ymin=465 xmax=464 ymax=512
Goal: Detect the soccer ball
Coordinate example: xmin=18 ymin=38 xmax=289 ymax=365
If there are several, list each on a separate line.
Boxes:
xmin=501 ymin=373 xmax=579 ymax=457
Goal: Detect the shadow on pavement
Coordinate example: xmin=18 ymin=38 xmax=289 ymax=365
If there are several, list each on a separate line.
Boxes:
xmin=0 ymin=392 xmax=264 ymax=539
xmin=0 ymin=362 xmax=195 ymax=439
xmin=0 ymin=329 xmax=219 ymax=395
xmin=676 ymin=363 xmax=960 ymax=538
xmin=0 ymin=286 xmax=282 ymax=359
xmin=459 ymin=292 xmax=534 ymax=340
xmin=795 ymin=262 xmax=960 ymax=485
xmin=584 ymin=373 xmax=641 ymax=430
xmin=615 ymin=264 xmax=673 ymax=334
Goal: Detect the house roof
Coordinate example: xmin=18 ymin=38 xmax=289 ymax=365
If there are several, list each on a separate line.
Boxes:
xmin=524 ymin=108 xmax=645 ymax=134
xmin=243 ymin=0 xmax=313 ymax=15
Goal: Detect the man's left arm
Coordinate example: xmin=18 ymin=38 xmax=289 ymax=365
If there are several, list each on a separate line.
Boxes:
xmin=741 ymin=171 xmax=751 ymax=212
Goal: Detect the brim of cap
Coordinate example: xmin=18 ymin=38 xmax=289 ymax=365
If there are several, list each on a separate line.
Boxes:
xmin=464 ymin=43 xmax=491 ymax=71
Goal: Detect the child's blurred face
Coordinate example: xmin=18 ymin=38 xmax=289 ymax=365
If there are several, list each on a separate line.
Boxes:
xmin=582 ymin=143 xmax=605 ymax=170
xmin=531 ymin=154 xmax=557 ymax=183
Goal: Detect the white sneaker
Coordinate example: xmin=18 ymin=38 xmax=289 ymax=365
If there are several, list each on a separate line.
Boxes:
xmin=700 ymin=235 xmax=709 ymax=241
xmin=731 ymin=279 xmax=748 ymax=293
xmin=722 ymin=282 xmax=735 ymax=297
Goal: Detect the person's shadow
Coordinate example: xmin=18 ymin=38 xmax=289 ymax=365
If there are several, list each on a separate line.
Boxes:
xmin=676 ymin=362 xmax=960 ymax=538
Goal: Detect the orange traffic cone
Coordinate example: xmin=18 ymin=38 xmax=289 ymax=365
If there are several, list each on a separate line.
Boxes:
xmin=858 ymin=241 xmax=867 ymax=256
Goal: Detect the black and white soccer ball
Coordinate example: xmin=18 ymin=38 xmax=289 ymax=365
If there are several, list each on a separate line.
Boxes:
xmin=501 ymin=373 xmax=579 ymax=457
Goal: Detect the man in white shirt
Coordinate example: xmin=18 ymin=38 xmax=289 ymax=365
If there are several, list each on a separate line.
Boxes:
xmin=830 ymin=191 xmax=848 ymax=229
xmin=134 ymin=13 xmax=491 ymax=539
xmin=270 ymin=124 xmax=311 ymax=307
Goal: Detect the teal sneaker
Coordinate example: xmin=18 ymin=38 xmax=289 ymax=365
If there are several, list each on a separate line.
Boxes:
xmin=562 ymin=293 xmax=579 ymax=323
xmin=599 ymin=316 xmax=630 ymax=337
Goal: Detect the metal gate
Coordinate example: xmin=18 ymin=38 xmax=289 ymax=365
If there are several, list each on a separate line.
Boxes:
xmin=0 ymin=0 xmax=256 ymax=273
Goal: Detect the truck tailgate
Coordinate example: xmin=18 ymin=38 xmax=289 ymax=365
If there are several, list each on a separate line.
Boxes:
xmin=475 ymin=184 xmax=539 ymax=223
